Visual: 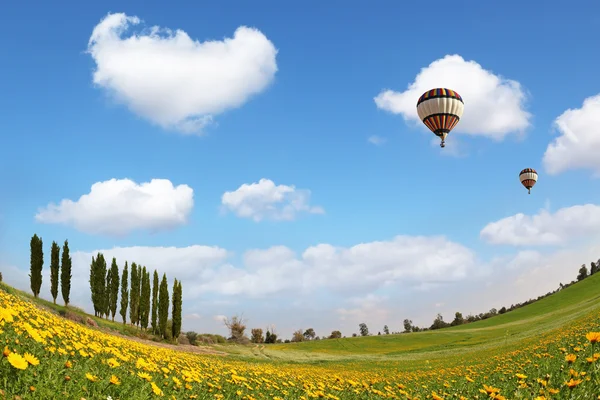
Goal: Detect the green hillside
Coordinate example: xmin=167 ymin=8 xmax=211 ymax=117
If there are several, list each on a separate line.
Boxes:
xmin=223 ymin=273 xmax=600 ymax=363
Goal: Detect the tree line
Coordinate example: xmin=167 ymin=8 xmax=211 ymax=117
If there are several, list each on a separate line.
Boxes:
xmin=29 ymin=234 xmax=73 ymax=306
xmin=89 ymin=253 xmax=183 ymax=340
xmin=27 ymin=233 xmax=183 ymax=342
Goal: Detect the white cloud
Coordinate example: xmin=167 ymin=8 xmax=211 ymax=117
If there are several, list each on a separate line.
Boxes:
xmin=480 ymin=204 xmax=600 ymax=246
xmin=374 ymin=54 xmax=531 ymax=140
xmin=213 ymin=315 xmax=227 ymax=323
xmin=543 ymin=94 xmax=600 ymax=175
xmin=196 ymin=235 xmax=478 ymax=298
xmin=87 ymin=12 xmax=278 ymax=133
xmin=221 ymin=178 xmax=324 ymax=222
xmin=35 ymin=178 xmax=194 ymax=236
xmin=368 ymin=135 xmax=386 ymax=145
xmin=336 ymin=294 xmax=390 ymax=329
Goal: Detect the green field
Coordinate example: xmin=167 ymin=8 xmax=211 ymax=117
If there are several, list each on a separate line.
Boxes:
xmin=216 ymin=273 xmax=600 ymax=366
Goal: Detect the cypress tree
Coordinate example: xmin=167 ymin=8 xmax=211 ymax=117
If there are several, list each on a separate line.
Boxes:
xmin=105 ymin=261 xmax=112 ymax=317
xmin=90 ymin=255 xmax=98 ymax=316
xmin=137 ymin=265 xmax=143 ymax=327
xmin=60 ymin=240 xmax=72 ymax=306
xmin=119 ymin=262 xmax=129 ymax=324
xmin=158 ymin=273 xmax=169 ymax=339
xmin=129 ymin=262 xmax=139 ymax=326
xmin=172 ymin=279 xmax=182 ymax=340
xmin=140 ymin=268 xmax=151 ymax=330
xmin=97 ymin=253 xmax=107 ymax=318
xmin=50 ymin=241 xmax=60 ymax=304
xmin=109 ymin=258 xmax=120 ymax=321
xmin=151 ymin=270 xmax=159 ymax=334
xmin=29 ymin=234 xmax=43 ymax=298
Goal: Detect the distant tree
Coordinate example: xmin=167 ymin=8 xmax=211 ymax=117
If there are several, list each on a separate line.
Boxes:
xmin=151 ymin=270 xmax=159 ymax=334
xmin=489 ymin=308 xmax=498 ymax=315
xmin=498 ymin=306 xmax=507 ymax=314
xmin=383 ymin=325 xmax=390 ymax=335
xmin=578 ymin=264 xmax=589 ymax=281
xmin=329 ymin=330 xmax=342 ymax=339
xmin=186 ymin=331 xmax=198 ymax=345
xmin=140 ymin=268 xmax=151 ymax=330
xmin=303 ymin=328 xmax=316 ymax=341
xmin=29 ymin=234 xmax=44 ymax=298
xmin=119 ymin=262 xmax=129 ymax=324
xmin=291 ymin=329 xmax=304 ymax=342
xmin=451 ymin=312 xmax=464 ymax=326
xmin=60 ymin=240 xmax=72 ymax=306
xmin=97 ymin=254 xmax=108 ymax=317
xmin=50 ymin=241 xmax=60 ymax=304
xmin=403 ymin=319 xmax=413 ymax=333
xmin=359 ymin=323 xmax=369 ymax=337
xmin=352 ymin=333 xmax=357 ymax=337
xmin=137 ymin=265 xmax=143 ymax=326
xmin=251 ymin=328 xmax=264 ymax=343
xmin=105 ymin=259 xmax=113 ymax=317
xmin=109 ymin=258 xmax=120 ymax=321
xmin=265 ymin=329 xmax=278 ymax=344
xmin=430 ymin=313 xmax=447 ymax=330
xmin=224 ymin=315 xmax=247 ymax=342
xmin=129 ymin=263 xmax=140 ymax=326
xmin=171 ymin=279 xmax=182 ymax=340
xmin=591 ymin=261 xmax=598 ymax=275
xmin=158 ymin=273 xmax=170 ymax=338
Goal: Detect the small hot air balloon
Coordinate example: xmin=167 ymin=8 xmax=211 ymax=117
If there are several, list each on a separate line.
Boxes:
xmin=519 ymin=168 xmax=538 ymax=194
xmin=416 ymin=88 xmax=464 ymax=148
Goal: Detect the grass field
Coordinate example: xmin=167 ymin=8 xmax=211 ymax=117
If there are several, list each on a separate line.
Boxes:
xmin=1 ymin=272 xmax=600 ymax=399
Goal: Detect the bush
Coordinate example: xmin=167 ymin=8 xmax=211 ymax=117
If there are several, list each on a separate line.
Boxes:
xmin=0 ymin=272 xmax=3 ymax=282
xmin=186 ymin=331 xmax=198 ymax=345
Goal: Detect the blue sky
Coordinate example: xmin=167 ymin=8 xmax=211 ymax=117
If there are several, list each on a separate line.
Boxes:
xmin=2 ymin=0 xmax=600 ymax=338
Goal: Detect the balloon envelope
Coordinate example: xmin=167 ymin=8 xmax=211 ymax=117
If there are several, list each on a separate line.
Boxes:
xmin=416 ymin=88 xmax=464 ymax=148
xmin=519 ymin=168 xmax=538 ymax=194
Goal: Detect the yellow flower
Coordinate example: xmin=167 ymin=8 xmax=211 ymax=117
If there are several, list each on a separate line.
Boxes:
xmin=65 ymin=360 xmax=72 ymax=368
xmin=565 ymin=379 xmax=582 ymax=388
xmin=565 ymin=354 xmax=577 ymax=363
xmin=110 ymin=375 xmax=121 ymax=385
xmin=7 ymin=352 xmax=28 ymax=370
xmin=85 ymin=373 xmax=99 ymax=382
xmin=23 ymin=353 xmax=39 ymax=366
xmin=586 ymin=332 xmax=600 ymax=343
xmin=151 ymin=381 xmax=164 ymax=396
xmin=29 ymin=386 xmax=35 ymax=392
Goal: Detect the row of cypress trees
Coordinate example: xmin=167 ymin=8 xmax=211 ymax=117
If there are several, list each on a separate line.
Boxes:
xmin=29 ymin=234 xmax=73 ymax=306
xmin=89 ymin=254 xmax=183 ymax=340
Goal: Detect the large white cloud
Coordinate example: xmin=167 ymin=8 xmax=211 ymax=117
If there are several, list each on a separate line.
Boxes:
xmin=374 ymin=55 xmax=531 ymax=140
xmin=221 ymin=178 xmax=324 ymax=222
xmin=480 ymin=204 xmax=600 ymax=246
xmin=543 ymin=94 xmax=600 ymax=175
xmin=87 ymin=13 xmax=278 ymax=133
xmin=35 ymin=178 xmax=194 ymax=236
xmin=194 ymin=235 xmax=478 ymax=297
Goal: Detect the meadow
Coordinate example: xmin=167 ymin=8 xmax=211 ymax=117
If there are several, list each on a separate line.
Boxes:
xmin=2 ymin=273 xmax=600 ymax=399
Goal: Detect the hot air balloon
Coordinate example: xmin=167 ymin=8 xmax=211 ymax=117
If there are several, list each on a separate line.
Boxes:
xmin=519 ymin=168 xmax=538 ymax=194
xmin=416 ymin=88 xmax=464 ymax=148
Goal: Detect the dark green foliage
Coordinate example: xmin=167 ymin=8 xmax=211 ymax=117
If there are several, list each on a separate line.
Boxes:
xmin=578 ymin=264 xmax=589 ymax=281
xmin=186 ymin=331 xmax=198 ymax=345
xmin=137 ymin=265 xmax=143 ymax=326
xmin=109 ymin=258 xmax=120 ymax=321
xmin=129 ymin=262 xmax=139 ymax=326
xmin=158 ymin=273 xmax=169 ymax=339
xmin=120 ymin=262 xmax=129 ymax=324
xmin=60 ymin=240 xmax=72 ymax=306
xmin=105 ymin=261 xmax=113 ymax=317
xmin=140 ymin=267 xmax=151 ymax=330
xmin=50 ymin=241 xmax=60 ymax=304
xmin=29 ymin=234 xmax=44 ymax=298
xmin=171 ymin=279 xmax=182 ymax=340
xmin=90 ymin=253 xmax=107 ymax=317
xmin=151 ymin=270 xmax=159 ymax=334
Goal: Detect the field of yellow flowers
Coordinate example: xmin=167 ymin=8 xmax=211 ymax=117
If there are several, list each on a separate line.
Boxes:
xmin=2 ymin=288 xmax=600 ymax=399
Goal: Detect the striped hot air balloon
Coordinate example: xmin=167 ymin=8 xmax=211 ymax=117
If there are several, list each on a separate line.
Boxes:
xmin=519 ymin=168 xmax=538 ymax=194
xmin=416 ymin=88 xmax=464 ymax=148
